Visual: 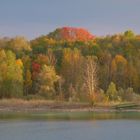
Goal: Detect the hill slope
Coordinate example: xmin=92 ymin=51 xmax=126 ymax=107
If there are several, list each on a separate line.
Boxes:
xmin=48 ymin=27 xmax=95 ymax=41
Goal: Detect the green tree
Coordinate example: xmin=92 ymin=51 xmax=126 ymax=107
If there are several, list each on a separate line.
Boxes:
xmin=106 ymin=82 xmax=117 ymax=101
xmin=124 ymin=30 xmax=135 ymax=39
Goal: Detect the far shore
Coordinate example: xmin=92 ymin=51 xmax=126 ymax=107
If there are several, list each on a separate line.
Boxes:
xmin=0 ymin=99 xmax=139 ymax=113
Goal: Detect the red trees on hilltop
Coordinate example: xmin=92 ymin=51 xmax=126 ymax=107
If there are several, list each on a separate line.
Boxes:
xmin=48 ymin=27 xmax=95 ymax=41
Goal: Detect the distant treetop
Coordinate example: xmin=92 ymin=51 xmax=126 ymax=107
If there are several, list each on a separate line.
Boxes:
xmin=48 ymin=27 xmax=95 ymax=41
xmin=124 ymin=30 xmax=135 ymax=39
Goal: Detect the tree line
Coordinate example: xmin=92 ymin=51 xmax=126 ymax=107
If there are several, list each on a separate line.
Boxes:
xmin=0 ymin=28 xmax=140 ymax=103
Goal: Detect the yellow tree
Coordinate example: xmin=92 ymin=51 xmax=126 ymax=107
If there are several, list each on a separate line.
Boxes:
xmin=8 ymin=36 xmax=31 ymax=57
xmin=22 ymin=55 xmax=32 ymax=95
xmin=61 ymin=48 xmax=84 ymax=98
xmin=111 ymin=54 xmax=128 ymax=88
xmin=37 ymin=65 xmax=60 ymax=98
xmin=0 ymin=50 xmax=23 ymax=98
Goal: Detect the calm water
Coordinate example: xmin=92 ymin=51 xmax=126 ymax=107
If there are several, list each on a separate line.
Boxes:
xmin=0 ymin=112 xmax=140 ymax=140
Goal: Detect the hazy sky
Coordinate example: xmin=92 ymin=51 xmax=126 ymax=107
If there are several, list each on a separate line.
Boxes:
xmin=0 ymin=0 xmax=140 ymax=39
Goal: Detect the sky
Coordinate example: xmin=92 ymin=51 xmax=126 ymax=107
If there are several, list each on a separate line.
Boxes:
xmin=0 ymin=0 xmax=140 ymax=39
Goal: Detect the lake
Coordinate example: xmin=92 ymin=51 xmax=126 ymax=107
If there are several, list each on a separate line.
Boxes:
xmin=0 ymin=112 xmax=140 ymax=140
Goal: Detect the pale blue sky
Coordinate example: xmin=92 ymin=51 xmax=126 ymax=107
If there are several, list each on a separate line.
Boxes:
xmin=0 ymin=0 xmax=140 ymax=39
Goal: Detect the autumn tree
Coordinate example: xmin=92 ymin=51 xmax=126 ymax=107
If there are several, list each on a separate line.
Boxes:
xmin=48 ymin=27 xmax=94 ymax=41
xmin=24 ymin=70 xmax=32 ymax=96
xmin=61 ymin=48 xmax=84 ymax=98
xmin=22 ymin=55 xmax=32 ymax=95
xmin=31 ymin=36 xmax=56 ymax=54
xmin=98 ymin=51 xmax=112 ymax=90
xmin=111 ymin=54 xmax=128 ymax=88
xmin=34 ymin=49 xmax=56 ymax=67
xmin=0 ymin=50 xmax=23 ymax=98
xmin=0 ymin=37 xmax=10 ymax=48
xmin=47 ymin=49 xmax=57 ymax=66
xmin=83 ymin=56 xmax=98 ymax=105
xmin=8 ymin=36 xmax=31 ymax=57
xmin=124 ymin=30 xmax=135 ymax=39
xmin=106 ymin=82 xmax=118 ymax=101
xmin=36 ymin=65 xmax=59 ymax=98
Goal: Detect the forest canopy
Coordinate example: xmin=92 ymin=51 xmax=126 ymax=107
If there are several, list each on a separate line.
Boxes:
xmin=0 ymin=27 xmax=140 ymax=103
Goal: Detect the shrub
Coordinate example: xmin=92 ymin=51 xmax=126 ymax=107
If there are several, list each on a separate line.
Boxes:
xmin=106 ymin=82 xmax=118 ymax=101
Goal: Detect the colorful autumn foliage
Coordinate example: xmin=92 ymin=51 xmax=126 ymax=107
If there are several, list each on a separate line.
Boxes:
xmin=0 ymin=50 xmax=23 ymax=98
xmin=48 ymin=27 xmax=95 ymax=41
xmin=32 ymin=62 xmax=41 ymax=73
xmin=0 ymin=27 xmax=140 ymax=102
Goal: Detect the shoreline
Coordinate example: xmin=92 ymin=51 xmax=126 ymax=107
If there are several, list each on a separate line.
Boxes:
xmin=0 ymin=99 xmax=140 ymax=113
xmin=0 ymin=108 xmax=140 ymax=113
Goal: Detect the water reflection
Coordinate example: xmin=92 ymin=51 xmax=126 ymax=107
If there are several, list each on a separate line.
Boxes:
xmin=0 ymin=111 xmax=140 ymax=121
xmin=0 ymin=120 xmax=139 ymax=140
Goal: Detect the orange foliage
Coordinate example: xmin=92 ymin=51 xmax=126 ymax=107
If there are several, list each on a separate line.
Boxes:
xmin=50 ymin=27 xmax=95 ymax=41
xmin=111 ymin=55 xmax=127 ymax=72
xmin=16 ymin=59 xmax=23 ymax=67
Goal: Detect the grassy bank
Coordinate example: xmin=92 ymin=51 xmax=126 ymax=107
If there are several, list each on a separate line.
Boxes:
xmin=0 ymin=99 xmax=139 ymax=113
